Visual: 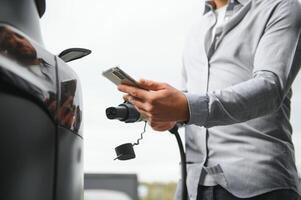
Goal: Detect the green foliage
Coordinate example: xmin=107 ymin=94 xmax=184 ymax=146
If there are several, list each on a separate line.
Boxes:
xmin=140 ymin=182 xmax=177 ymax=200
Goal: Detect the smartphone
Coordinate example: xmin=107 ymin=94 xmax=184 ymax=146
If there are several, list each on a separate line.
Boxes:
xmin=102 ymin=66 xmax=144 ymax=89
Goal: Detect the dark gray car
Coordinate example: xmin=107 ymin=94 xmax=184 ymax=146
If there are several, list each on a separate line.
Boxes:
xmin=0 ymin=1 xmax=90 ymax=199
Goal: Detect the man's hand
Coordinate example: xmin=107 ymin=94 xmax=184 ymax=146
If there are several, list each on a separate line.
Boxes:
xmin=117 ymin=79 xmax=189 ymax=131
xmin=148 ymin=121 xmax=177 ymax=132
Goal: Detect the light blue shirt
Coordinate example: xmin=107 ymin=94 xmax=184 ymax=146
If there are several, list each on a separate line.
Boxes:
xmin=176 ymin=0 xmax=301 ymax=199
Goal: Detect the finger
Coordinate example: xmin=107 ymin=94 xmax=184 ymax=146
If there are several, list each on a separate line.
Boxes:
xmin=152 ymin=126 xmax=168 ymax=132
xmin=123 ymin=94 xmax=130 ymax=101
xmin=123 ymin=94 xmax=139 ymax=103
xmin=149 ymin=122 xmax=171 ymax=132
xmin=135 ymin=107 xmax=150 ymax=120
xmin=138 ymin=79 xmax=166 ymax=91
xmin=123 ymin=96 xmax=151 ymax=119
xmin=118 ymin=84 xmax=150 ymax=100
xmin=128 ymin=97 xmax=149 ymax=113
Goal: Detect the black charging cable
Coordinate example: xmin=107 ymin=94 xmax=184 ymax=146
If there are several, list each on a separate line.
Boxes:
xmin=169 ymin=125 xmax=188 ymax=200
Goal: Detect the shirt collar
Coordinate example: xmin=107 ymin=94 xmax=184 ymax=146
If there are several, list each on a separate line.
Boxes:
xmin=236 ymin=0 xmax=248 ymax=5
xmin=203 ymin=0 xmax=248 ymax=14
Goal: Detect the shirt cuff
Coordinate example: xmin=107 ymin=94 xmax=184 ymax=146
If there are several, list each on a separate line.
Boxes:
xmin=183 ymin=93 xmax=209 ymax=126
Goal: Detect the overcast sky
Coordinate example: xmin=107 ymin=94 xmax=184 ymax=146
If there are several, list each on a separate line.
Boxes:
xmin=40 ymin=0 xmax=301 ymax=182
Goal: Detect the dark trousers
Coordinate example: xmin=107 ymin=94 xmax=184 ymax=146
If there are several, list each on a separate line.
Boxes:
xmin=197 ymin=185 xmax=301 ymax=200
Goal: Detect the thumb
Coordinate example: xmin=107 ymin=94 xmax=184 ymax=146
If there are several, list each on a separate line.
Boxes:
xmin=138 ymin=79 xmax=166 ymax=91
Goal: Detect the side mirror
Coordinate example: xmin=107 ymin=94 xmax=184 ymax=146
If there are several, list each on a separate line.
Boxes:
xmin=58 ymin=48 xmax=91 ymax=63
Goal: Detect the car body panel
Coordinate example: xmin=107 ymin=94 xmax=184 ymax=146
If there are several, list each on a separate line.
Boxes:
xmin=0 ymin=24 xmax=84 ymax=200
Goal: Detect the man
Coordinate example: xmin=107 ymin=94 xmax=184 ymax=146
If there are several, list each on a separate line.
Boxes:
xmin=118 ymin=0 xmax=301 ymax=199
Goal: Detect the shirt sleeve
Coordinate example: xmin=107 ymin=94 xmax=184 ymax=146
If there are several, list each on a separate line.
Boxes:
xmin=180 ymin=59 xmax=188 ymax=93
xmin=183 ymin=0 xmax=301 ymax=127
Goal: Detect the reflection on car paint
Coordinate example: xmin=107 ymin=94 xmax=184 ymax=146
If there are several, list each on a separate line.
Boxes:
xmin=56 ymin=57 xmax=83 ymax=135
xmin=0 ymin=25 xmax=83 ymax=136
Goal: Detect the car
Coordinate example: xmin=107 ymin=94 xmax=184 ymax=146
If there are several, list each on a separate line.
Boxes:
xmin=0 ymin=1 xmax=90 ymax=200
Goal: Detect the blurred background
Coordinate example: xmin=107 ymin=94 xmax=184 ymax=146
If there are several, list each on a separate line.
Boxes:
xmin=40 ymin=0 xmax=301 ymax=199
